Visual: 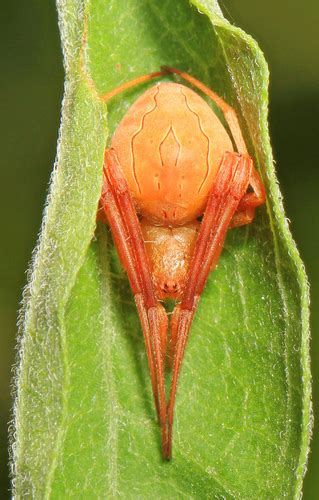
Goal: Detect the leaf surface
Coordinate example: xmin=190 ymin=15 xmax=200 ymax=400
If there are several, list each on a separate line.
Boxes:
xmin=12 ymin=0 xmax=311 ymax=497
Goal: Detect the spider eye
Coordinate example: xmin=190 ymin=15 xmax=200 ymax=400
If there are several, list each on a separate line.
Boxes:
xmin=161 ymin=281 xmax=179 ymax=294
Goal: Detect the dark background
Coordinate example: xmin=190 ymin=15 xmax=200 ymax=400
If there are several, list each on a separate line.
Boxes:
xmin=1 ymin=1 xmax=318 ymax=497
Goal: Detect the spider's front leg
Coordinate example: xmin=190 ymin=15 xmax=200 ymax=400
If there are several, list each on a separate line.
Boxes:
xmin=98 ymin=148 xmax=169 ymax=456
xmin=167 ymin=152 xmax=255 ymax=460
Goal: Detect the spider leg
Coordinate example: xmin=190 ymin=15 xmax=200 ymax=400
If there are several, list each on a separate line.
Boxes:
xmin=100 ymin=149 xmax=168 ymax=456
xmin=166 ymin=152 xmax=252 ymax=459
xmin=230 ymin=163 xmax=266 ymax=227
xmin=169 ymin=304 xmax=180 ymax=368
xmin=99 ymin=70 xmax=167 ymax=103
xmin=99 ymin=171 xmax=160 ymax=417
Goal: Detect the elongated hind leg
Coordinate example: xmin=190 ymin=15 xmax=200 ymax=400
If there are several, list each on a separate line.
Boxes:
xmin=166 ymin=152 xmax=252 ymax=459
xmin=99 ymin=149 xmax=169 ymax=457
xmin=99 ymin=171 xmax=160 ymax=419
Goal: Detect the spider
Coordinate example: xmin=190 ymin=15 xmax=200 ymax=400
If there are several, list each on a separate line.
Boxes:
xmin=97 ymin=67 xmax=266 ymax=460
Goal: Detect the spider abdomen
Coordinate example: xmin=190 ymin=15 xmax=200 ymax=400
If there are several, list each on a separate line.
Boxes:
xmin=111 ymin=82 xmax=233 ymax=225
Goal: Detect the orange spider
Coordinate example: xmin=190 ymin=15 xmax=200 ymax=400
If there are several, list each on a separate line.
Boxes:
xmin=97 ymin=67 xmax=266 ymax=460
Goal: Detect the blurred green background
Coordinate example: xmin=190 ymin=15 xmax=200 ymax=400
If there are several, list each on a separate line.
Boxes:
xmin=1 ymin=1 xmax=318 ymax=497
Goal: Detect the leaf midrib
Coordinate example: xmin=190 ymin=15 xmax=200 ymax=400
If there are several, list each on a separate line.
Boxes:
xmin=147 ymin=1 xmax=209 ymax=75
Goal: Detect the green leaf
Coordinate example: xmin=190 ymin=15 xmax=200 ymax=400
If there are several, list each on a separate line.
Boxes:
xmin=12 ymin=0 xmax=312 ymax=497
